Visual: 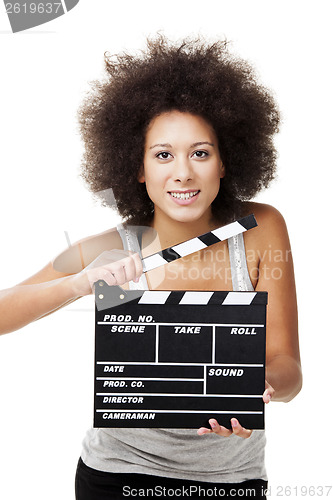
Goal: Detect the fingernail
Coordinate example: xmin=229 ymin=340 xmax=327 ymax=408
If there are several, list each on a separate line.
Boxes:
xmin=231 ymin=419 xmax=237 ymax=427
xmin=210 ymin=420 xmax=217 ymax=428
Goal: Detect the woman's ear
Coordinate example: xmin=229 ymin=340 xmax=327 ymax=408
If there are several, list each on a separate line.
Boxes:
xmin=137 ymin=166 xmax=145 ymax=183
xmin=220 ymin=162 xmax=225 ymax=179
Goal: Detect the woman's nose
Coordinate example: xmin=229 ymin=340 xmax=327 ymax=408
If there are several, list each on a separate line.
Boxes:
xmin=172 ymin=157 xmax=193 ymax=182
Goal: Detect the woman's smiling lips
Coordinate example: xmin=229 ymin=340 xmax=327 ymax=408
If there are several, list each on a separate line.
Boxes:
xmin=167 ymin=189 xmax=200 ymax=205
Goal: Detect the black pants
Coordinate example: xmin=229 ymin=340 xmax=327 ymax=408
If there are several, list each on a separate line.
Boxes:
xmin=75 ymin=458 xmax=268 ymax=499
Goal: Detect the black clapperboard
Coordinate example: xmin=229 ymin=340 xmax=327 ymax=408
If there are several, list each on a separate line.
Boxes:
xmin=94 ymin=215 xmax=267 ymax=430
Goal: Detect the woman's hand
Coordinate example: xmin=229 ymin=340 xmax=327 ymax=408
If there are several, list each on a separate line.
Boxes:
xmin=197 ymin=418 xmax=253 ymax=438
xmin=197 ymin=381 xmax=275 ymax=439
xmin=69 ymin=249 xmax=143 ymax=296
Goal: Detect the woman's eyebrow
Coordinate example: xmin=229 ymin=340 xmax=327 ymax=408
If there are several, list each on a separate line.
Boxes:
xmin=149 ymin=143 xmax=172 ymax=149
xmin=149 ymin=141 xmax=214 ymax=150
xmin=190 ymin=141 xmax=214 ymax=148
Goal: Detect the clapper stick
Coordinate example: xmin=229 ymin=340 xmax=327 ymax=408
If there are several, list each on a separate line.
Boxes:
xmin=141 ymin=214 xmax=257 ymax=273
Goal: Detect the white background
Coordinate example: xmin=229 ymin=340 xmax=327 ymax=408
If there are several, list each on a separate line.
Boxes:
xmin=0 ymin=1 xmax=332 ymax=499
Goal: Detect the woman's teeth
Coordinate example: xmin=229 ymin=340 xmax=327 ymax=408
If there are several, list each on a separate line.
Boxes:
xmin=169 ymin=191 xmax=199 ymax=200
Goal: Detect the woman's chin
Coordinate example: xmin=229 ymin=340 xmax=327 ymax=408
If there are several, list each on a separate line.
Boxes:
xmin=153 ymin=204 xmax=212 ymax=226
xmin=168 ymin=211 xmax=206 ymax=225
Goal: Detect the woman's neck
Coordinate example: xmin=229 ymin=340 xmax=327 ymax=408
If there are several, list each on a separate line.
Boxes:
xmin=150 ymin=208 xmax=219 ymax=250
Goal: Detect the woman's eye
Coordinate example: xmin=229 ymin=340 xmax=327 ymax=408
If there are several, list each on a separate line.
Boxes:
xmin=192 ymin=150 xmax=208 ymax=158
xmin=156 ymin=152 xmax=172 ymax=160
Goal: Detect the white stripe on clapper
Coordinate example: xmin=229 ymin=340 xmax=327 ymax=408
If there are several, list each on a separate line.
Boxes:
xmin=155 ymin=324 xmax=159 ymax=363
xmin=97 ymin=393 xmax=263 ymax=398
xmin=212 ymin=325 xmax=216 ymax=364
xmin=172 ymin=237 xmax=207 ymax=257
xmin=212 ymin=221 xmax=246 ymax=240
xmin=138 ymin=291 xmax=171 ymax=304
xmin=96 ymin=409 xmax=263 ymax=414
xmin=179 ymin=291 xmax=214 ymax=305
xmin=222 ymin=292 xmax=257 ymax=305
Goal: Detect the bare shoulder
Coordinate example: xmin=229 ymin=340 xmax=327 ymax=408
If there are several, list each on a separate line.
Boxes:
xmin=18 ymin=227 xmax=123 ymax=286
xmin=243 ymin=201 xmax=287 ymax=229
xmin=242 ymin=201 xmax=290 ymax=248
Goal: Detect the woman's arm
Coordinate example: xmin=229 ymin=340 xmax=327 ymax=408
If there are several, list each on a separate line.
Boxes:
xmin=0 ymin=229 xmax=143 ymax=335
xmin=0 ymin=268 xmax=80 ymax=334
xmin=253 ymin=203 xmax=302 ymax=402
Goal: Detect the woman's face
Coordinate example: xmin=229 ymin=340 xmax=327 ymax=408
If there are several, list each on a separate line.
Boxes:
xmin=139 ymin=111 xmax=224 ymax=225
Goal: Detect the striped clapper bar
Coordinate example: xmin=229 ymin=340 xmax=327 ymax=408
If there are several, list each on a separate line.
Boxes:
xmin=142 ymin=214 xmax=257 ymax=272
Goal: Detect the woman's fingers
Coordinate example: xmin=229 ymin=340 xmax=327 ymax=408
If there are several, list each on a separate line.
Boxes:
xmin=197 ymin=418 xmax=252 ymax=439
xmin=263 ymin=380 xmax=275 ymax=403
xmin=230 ymin=418 xmax=253 ymax=438
xmin=207 ymin=419 xmax=233 ymax=436
xmin=101 ymin=251 xmax=143 ymax=284
xmin=132 ymin=251 xmax=144 ymax=281
xmin=111 ymin=253 xmax=143 ymax=284
xmin=107 ymin=261 xmax=127 ymax=285
xmin=197 ymin=419 xmax=233 ymax=437
xmin=72 ymin=250 xmax=144 ymax=295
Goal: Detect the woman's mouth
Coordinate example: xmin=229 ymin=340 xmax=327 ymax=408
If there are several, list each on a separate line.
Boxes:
xmin=167 ymin=190 xmax=200 ymax=205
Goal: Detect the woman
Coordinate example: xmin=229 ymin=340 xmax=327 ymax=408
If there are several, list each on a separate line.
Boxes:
xmin=0 ymin=36 xmax=302 ymax=499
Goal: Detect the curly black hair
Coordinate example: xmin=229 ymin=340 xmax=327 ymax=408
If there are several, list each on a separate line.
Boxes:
xmin=78 ymin=35 xmax=280 ymax=226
